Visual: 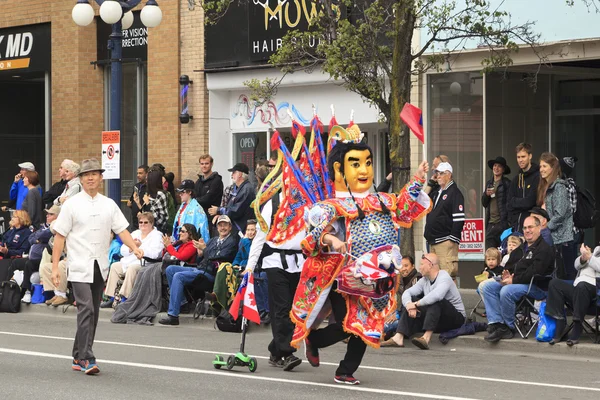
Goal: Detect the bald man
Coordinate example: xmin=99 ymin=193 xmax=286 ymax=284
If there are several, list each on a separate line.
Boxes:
xmin=382 ymin=253 xmax=465 ymax=349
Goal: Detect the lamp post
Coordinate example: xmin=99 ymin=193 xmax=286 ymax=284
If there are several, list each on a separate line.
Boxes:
xmin=72 ymin=0 xmax=162 ymax=206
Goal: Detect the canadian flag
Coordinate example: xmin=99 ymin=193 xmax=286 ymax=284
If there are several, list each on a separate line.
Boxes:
xmin=229 ymin=273 xmax=261 ymax=325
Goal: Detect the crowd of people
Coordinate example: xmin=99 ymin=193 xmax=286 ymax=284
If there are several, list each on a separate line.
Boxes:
xmin=0 ymin=137 xmax=598 ymax=383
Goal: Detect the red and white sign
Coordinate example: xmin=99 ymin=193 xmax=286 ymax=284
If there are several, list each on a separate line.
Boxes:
xmin=102 ymin=131 xmax=120 ymax=180
xmin=459 ymin=218 xmax=484 ymax=253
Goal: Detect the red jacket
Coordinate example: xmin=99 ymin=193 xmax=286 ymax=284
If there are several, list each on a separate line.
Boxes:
xmin=166 ymin=241 xmax=197 ymax=264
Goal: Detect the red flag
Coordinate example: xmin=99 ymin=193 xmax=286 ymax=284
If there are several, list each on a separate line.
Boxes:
xmin=229 ymin=273 xmax=261 ymax=325
xmin=400 ymin=103 xmax=424 ymax=144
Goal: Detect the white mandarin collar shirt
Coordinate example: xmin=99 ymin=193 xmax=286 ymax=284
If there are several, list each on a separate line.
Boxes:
xmin=53 ymin=191 xmax=129 ymax=283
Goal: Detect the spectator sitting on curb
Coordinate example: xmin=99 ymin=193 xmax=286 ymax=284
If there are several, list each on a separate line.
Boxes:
xmin=501 ymin=235 xmax=523 ymax=267
xmin=482 ymin=216 xmax=554 ymax=343
xmin=382 ymin=253 xmax=465 ymax=349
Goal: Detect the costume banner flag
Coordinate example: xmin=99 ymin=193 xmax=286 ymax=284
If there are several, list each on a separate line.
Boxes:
xmin=229 ymin=273 xmax=261 ymax=325
xmin=400 ymin=103 xmax=425 ymax=144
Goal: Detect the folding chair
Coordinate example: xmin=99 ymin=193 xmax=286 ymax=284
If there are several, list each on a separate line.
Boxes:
xmin=467 ymin=298 xmax=486 ymax=323
xmin=560 ymin=279 xmax=600 ymax=343
xmin=514 ymin=274 xmax=553 ymax=339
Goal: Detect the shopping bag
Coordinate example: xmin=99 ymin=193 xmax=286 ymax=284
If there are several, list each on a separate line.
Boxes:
xmin=535 ymin=301 xmax=556 ymax=342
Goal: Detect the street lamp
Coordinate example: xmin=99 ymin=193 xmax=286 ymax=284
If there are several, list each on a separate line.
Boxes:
xmin=72 ymin=0 xmax=162 ymax=206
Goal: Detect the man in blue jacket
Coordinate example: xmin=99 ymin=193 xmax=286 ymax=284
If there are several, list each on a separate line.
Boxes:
xmin=5 ymin=162 xmax=43 ymax=210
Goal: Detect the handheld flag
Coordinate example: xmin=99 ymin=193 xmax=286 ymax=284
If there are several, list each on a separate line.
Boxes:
xmin=400 ymin=103 xmax=425 ymax=144
xmin=229 ymin=273 xmax=261 ymax=325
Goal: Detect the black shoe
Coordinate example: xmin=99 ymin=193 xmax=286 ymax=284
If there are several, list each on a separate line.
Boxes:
xmin=484 ymin=324 xmax=514 ymax=343
xmin=282 ymin=355 xmax=302 ymax=371
xmin=100 ymin=300 xmax=113 ymax=309
xmin=158 ymin=315 xmax=180 ymax=326
xmin=487 ymin=323 xmax=501 ymax=334
xmin=261 ymin=314 xmax=271 ymax=325
xmin=268 ymin=355 xmax=284 ymax=368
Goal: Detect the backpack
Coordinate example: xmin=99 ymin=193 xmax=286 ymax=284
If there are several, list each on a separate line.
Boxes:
xmin=573 ymin=184 xmax=599 ymax=229
xmin=215 ymin=308 xmax=243 ymax=333
xmin=0 ymin=280 xmax=21 ymax=313
xmin=165 ymin=191 xmax=177 ymax=233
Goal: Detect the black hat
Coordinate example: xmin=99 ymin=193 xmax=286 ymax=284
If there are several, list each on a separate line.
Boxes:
xmin=176 ymin=179 xmax=195 ymax=192
xmin=228 ymin=163 xmax=250 ymax=175
xmin=559 ymin=156 xmax=578 ymax=178
xmin=487 ymin=156 xmax=511 ymax=175
xmin=529 ymin=206 xmax=550 ymax=222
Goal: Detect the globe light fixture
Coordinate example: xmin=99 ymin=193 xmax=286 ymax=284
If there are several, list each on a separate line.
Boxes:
xmin=100 ymin=0 xmax=123 ymax=24
xmin=122 ymin=11 xmax=134 ymax=30
xmin=72 ymin=0 xmax=95 ymax=27
xmin=141 ymin=0 xmax=163 ymax=28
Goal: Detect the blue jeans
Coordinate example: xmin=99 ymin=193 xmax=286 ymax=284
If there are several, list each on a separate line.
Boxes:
xmin=480 ymin=281 xmax=546 ymax=329
xmin=165 ymin=265 xmax=211 ymax=317
xmin=254 ymin=271 xmax=269 ymax=313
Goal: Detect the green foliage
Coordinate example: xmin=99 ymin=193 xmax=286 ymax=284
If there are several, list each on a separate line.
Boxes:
xmin=243 ymin=77 xmax=282 ymax=106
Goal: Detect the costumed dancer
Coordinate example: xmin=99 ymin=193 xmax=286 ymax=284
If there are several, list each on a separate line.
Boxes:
xmin=290 ymin=122 xmax=431 ymax=385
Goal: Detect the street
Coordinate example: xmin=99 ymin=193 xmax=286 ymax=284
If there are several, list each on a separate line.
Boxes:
xmin=1 ymin=311 xmax=600 ymax=400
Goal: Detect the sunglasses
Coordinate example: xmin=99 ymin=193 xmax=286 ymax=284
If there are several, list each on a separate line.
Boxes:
xmin=421 ymin=254 xmax=435 ymax=265
xmin=139 ymin=221 xmax=150 ymax=225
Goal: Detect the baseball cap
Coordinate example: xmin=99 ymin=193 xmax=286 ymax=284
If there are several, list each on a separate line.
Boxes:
xmin=176 ymin=179 xmax=195 ymax=192
xmin=228 ymin=163 xmax=250 ymax=175
xmin=45 ymin=205 xmax=61 ymax=215
xmin=18 ymin=162 xmax=35 ymax=171
xmin=435 ymin=162 xmax=453 ymax=174
xmin=217 ymin=215 xmax=231 ymax=224
xmin=529 ymin=207 xmax=550 ymax=222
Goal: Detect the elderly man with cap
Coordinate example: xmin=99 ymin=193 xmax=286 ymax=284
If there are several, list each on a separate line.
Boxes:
xmin=172 ymin=179 xmax=210 ymax=242
xmin=482 ymin=156 xmax=512 ymax=249
xmin=529 ymin=206 xmax=553 ymax=246
xmin=160 ymin=214 xmax=238 ymax=326
xmin=4 ymin=161 xmax=42 ymax=211
xmin=424 ymin=162 xmax=465 ymax=280
xmin=51 ymin=158 xmax=143 ymax=375
xmin=208 ymin=163 xmax=256 ymax=236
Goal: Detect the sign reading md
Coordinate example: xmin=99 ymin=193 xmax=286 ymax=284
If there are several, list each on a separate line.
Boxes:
xmin=0 ymin=23 xmax=50 ymax=74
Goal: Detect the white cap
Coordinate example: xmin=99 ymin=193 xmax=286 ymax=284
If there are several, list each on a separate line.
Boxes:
xmin=18 ymin=162 xmax=35 ymax=171
xmin=435 ymin=162 xmax=453 ymax=174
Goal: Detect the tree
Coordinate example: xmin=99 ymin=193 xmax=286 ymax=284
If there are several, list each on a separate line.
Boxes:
xmin=200 ymin=0 xmax=587 ymax=255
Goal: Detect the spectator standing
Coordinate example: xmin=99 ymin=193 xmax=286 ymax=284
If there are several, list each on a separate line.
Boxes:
xmin=424 ymin=162 xmax=465 ymax=280
xmin=5 ymin=162 xmax=42 ymax=211
xmin=53 ymin=160 xmax=82 ymax=206
xmin=194 ymin=154 xmax=224 ymax=218
xmin=208 ymin=163 xmax=256 ymax=236
xmin=127 ymin=165 xmax=148 ymax=229
xmin=21 ymin=171 xmax=44 ymax=228
xmin=51 ymin=158 xmax=142 ymax=374
xmin=481 ymin=216 xmax=554 ymax=342
xmin=172 ymin=179 xmax=210 ymax=242
xmin=42 ymin=160 xmax=70 ymax=208
xmin=537 ymin=152 xmax=575 ymax=280
xmin=424 ymin=155 xmax=450 ymax=195
xmin=384 ymin=253 xmax=465 ymax=349
xmin=506 ymin=143 xmax=540 ymax=232
xmin=482 ymin=156 xmax=512 ymax=249
xmin=559 ymin=156 xmax=581 ymax=244
xmin=140 ymin=169 xmax=170 ymax=234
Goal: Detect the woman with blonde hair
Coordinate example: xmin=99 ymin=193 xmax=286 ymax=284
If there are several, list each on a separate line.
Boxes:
xmin=0 ymin=210 xmax=33 ymax=281
xmin=537 ymin=152 xmax=575 ymax=279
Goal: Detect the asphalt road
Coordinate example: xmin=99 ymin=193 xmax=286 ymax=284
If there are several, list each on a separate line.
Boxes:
xmin=1 ymin=312 xmax=599 ymax=400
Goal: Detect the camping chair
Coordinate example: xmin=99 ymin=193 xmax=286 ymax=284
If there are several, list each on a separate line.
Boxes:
xmin=514 ymin=274 xmax=553 ymax=339
xmin=560 ymin=278 xmax=600 ymax=343
xmin=467 ymin=298 xmax=486 ymax=323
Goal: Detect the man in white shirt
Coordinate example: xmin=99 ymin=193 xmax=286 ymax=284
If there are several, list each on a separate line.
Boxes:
xmin=52 ymin=158 xmax=143 ymax=375
xmin=245 ymin=193 xmax=305 ymax=372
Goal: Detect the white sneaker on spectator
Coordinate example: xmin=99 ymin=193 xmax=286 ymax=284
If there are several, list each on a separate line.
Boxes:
xmin=21 ymin=291 xmax=31 ymax=304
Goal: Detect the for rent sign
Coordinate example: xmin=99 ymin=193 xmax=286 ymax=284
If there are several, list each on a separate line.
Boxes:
xmin=459 ymin=218 xmax=484 ymax=253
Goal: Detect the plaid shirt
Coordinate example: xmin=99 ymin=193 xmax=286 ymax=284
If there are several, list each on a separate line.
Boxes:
xmin=220 ymin=184 xmax=234 ymax=208
xmin=566 ymin=177 xmax=580 ymax=236
xmin=149 ymin=191 xmax=169 ymax=231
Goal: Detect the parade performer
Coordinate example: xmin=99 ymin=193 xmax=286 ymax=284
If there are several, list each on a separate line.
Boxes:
xmin=289 ymin=122 xmax=431 ymax=385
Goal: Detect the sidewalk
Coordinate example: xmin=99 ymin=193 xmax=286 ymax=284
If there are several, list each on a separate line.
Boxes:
xmin=16 ymin=289 xmax=600 ymax=358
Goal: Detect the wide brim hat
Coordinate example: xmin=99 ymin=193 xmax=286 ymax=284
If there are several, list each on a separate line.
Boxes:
xmin=487 ymin=156 xmax=511 ymax=175
xmin=78 ymin=158 xmax=105 ymax=176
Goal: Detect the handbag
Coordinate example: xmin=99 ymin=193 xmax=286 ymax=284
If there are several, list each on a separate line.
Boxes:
xmin=0 ymin=280 xmax=21 ymax=313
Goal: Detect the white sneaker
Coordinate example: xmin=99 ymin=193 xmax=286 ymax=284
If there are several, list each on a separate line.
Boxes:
xmin=21 ymin=291 xmax=31 ymax=304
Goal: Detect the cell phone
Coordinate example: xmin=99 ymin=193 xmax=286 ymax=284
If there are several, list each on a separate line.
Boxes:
xmin=134 ymin=186 xmax=139 ymax=194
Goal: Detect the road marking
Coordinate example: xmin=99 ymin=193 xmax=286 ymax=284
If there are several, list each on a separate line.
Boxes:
xmin=0 ymin=347 xmax=478 ymax=400
xmin=2 ymin=331 xmax=600 ymax=393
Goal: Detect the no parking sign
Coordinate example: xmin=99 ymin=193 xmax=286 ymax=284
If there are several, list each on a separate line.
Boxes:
xmin=459 ymin=218 xmax=484 ymax=253
xmin=101 ymin=130 xmax=120 ymax=179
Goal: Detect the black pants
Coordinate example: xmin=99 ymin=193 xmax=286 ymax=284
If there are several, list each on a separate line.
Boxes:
xmin=545 ymin=279 xmax=596 ymax=321
xmin=485 ymin=221 xmax=507 ymax=249
xmin=9 ymin=258 xmax=41 ymax=292
xmin=266 ymin=268 xmax=300 ymax=359
xmin=308 ymin=287 xmax=367 ymax=376
xmin=71 ymin=263 xmax=104 ymax=361
xmin=397 ymin=297 xmax=465 ymax=336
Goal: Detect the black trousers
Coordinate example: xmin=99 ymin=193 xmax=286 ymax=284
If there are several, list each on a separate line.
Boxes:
xmin=485 ymin=221 xmax=507 ymax=250
xmin=545 ymin=279 xmax=596 ymax=321
xmin=266 ymin=268 xmax=300 ymax=359
xmin=308 ymin=287 xmax=367 ymax=376
xmin=9 ymin=258 xmax=41 ymax=292
xmin=397 ymin=297 xmax=465 ymax=336
xmin=71 ymin=263 xmax=104 ymax=361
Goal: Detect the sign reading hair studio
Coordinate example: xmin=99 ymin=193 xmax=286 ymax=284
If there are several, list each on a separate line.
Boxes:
xmin=0 ymin=23 xmax=50 ymax=74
